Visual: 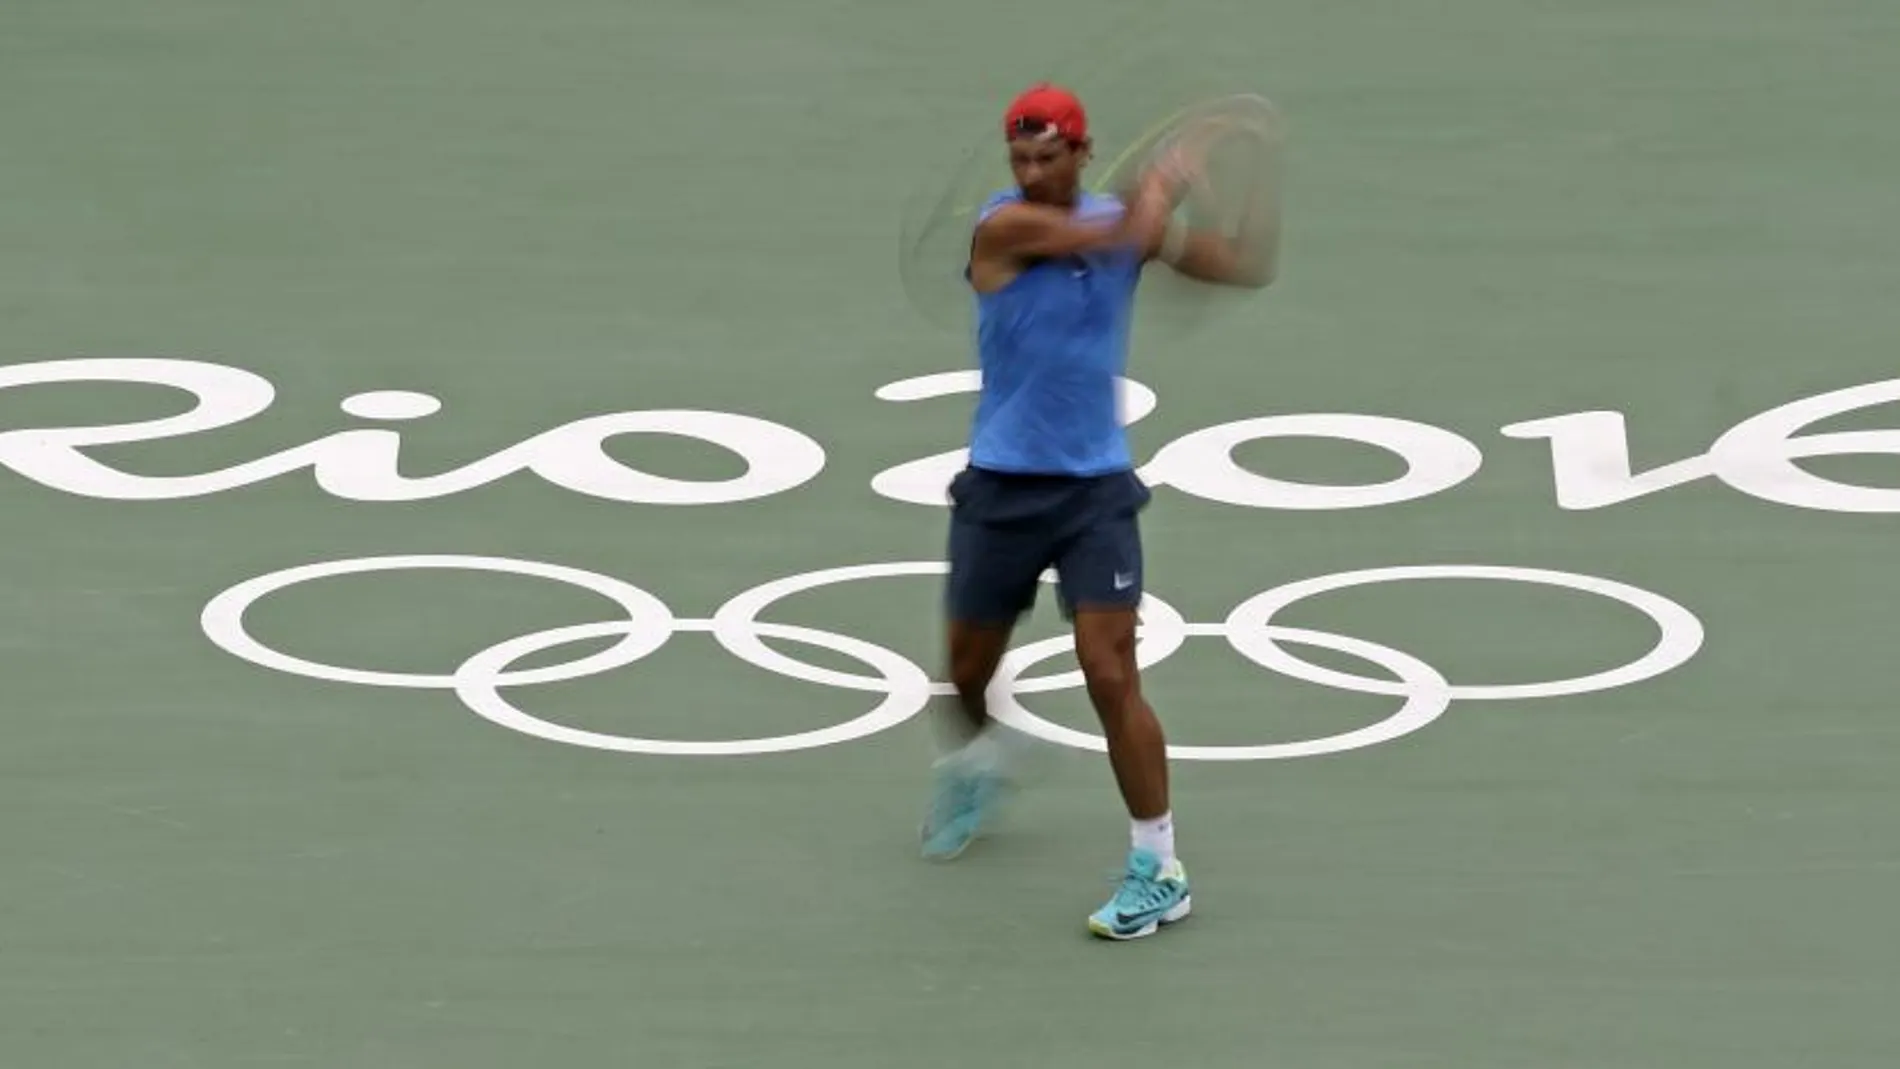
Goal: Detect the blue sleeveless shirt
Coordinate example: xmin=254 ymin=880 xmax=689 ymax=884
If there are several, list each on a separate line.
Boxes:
xmin=966 ymin=188 xmax=1142 ymax=477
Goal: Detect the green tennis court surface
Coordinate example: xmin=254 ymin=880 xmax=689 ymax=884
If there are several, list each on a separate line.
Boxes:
xmin=5 ymin=1 xmax=1899 ymax=1066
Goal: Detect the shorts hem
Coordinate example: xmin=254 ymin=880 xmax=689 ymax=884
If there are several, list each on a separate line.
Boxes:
xmin=967 ymin=460 xmax=1136 ymax=479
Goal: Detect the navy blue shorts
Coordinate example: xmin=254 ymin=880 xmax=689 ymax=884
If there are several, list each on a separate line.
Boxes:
xmin=944 ymin=465 xmax=1152 ymax=625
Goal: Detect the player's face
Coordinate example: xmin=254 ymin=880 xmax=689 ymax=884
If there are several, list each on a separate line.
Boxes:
xmin=1008 ymin=136 xmax=1088 ymax=205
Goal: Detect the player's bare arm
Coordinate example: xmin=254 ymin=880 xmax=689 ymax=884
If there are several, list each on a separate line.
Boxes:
xmin=1155 ymin=165 xmax=1277 ymax=286
xmin=1159 ymin=217 xmax=1278 ymax=288
xmin=1140 ymin=123 xmax=1279 ymax=288
xmin=973 ymin=192 xmax=1172 ymax=262
xmin=969 ymin=183 xmax=1175 ymax=291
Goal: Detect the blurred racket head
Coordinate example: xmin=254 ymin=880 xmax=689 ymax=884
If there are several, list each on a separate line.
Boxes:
xmin=895 ymin=119 xmax=1017 ymax=333
xmin=898 ymin=82 xmax=1284 ymax=338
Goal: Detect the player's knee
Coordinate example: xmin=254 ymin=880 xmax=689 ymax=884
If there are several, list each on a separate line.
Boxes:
xmin=1078 ymin=646 xmax=1136 ymax=714
xmin=948 ymin=637 xmax=1002 ymax=701
xmin=950 ymin=658 xmax=992 ymax=702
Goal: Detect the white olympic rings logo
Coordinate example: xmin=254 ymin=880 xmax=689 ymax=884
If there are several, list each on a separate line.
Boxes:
xmin=199 ymin=556 xmax=1706 ymax=760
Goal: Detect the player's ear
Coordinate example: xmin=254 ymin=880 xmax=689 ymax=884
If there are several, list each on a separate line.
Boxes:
xmin=1075 ymin=137 xmax=1093 ymax=165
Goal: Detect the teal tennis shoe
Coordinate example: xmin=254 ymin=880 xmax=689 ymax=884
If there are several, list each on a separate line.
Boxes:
xmin=1088 ymin=847 xmax=1191 ymax=940
xmin=919 ymin=762 xmax=1004 ymax=861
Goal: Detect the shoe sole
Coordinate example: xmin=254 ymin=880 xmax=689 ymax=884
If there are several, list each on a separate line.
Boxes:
xmin=920 ymin=832 xmax=975 ymax=861
xmin=1088 ymin=895 xmax=1192 ymax=941
xmin=919 ymin=816 xmax=988 ymax=861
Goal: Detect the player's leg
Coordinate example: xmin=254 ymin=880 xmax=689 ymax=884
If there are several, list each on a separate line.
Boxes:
xmin=921 ymin=468 xmax=1045 ymax=860
xmin=943 ymin=617 xmax=1011 ymax=744
xmin=1072 ymin=605 xmax=1172 ymax=834
xmin=1057 ymin=472 xmax=1190 ymax=939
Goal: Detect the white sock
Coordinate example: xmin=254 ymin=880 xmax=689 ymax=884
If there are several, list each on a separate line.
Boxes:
xmin=1132 ymin=811 xmax=1175 ymax=863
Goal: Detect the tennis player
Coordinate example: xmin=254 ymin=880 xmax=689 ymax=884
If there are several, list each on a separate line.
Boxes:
xmin=919 ymin=82 xmax=1274 ymax=940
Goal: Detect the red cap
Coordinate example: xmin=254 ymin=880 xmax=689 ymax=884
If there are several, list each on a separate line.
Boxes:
xmin=1003 ymin=83 xmax=1088 ymax=143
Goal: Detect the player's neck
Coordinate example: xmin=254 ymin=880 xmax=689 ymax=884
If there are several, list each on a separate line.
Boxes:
xmin=1022 ymin=187 xmax=1079 ymax=209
